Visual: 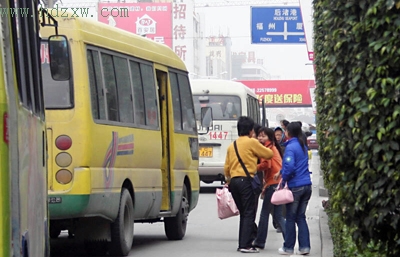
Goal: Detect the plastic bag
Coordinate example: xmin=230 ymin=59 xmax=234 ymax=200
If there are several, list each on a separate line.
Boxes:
xmin=216 ymin=187 xmax=239 ymax=219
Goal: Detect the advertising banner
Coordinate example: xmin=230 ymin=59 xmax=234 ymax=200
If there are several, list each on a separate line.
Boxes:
xmin=239 ymin=80 xmax=315 ymax=106
xmin=98 ymin=3 xmax=172 ymax=48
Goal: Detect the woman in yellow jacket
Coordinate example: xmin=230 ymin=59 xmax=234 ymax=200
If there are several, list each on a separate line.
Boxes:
xmin=252 ymin=127 xmax=286 ymax=250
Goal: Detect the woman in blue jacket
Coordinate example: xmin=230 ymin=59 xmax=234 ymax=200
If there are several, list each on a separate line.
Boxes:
xmin=278 ymin=122 xmax=312 ymax=256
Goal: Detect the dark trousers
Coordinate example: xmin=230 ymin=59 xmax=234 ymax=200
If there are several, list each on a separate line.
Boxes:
xmin=230 ymin=177 xmax=257 ymax=249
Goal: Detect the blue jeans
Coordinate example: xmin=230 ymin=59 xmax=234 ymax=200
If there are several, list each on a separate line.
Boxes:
xmin=253 ymin=184 xmax=286 ymax=248
xmin=283 ymin=185 xmax=312 ymax=252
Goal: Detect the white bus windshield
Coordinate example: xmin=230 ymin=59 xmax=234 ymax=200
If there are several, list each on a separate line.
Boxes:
xmin=193 ymin=95 xmax=241 ymax=120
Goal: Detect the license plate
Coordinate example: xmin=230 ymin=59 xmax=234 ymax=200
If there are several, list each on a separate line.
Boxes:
xmin=199 ymin=147 xmax=213 ymax=157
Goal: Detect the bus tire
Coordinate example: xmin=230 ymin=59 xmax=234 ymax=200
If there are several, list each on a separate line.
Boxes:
xmin=109 ymin=188 xmax=134 ymax=256
xmin=164 ymin=184 xmax=189 ymax=240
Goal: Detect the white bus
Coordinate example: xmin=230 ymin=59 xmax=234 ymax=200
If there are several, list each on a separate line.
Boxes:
xmin=191 ymin=79 xmax=260 ymax=184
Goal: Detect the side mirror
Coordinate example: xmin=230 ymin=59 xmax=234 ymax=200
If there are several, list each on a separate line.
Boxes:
xmin=200 ymin=106 xmax=213 ymax=128
xmin=48 ymin=35 xmax=71 ymax=81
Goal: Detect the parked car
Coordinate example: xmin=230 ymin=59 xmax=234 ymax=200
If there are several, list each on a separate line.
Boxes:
xmin=307 ymin=133 xmax=319 ymax=150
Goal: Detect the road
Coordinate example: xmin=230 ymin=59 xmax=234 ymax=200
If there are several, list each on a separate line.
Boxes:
xmin=51 ymin=151 xmax=323 ymax=257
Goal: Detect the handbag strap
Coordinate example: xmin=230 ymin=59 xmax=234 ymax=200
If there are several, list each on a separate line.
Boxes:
xmin=233 ymin=141 xmax=251 ymax=179
xmin=276 ymin=179 xmax=288 ymax=190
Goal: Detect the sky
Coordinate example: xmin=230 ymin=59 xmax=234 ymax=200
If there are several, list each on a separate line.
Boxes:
xmin=54 ymin=0 xmax=315 ymax=80
xmin=195 ymin=1 xmax=314 ymax=79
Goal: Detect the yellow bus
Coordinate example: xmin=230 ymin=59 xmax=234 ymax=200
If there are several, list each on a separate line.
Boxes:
xmin=0 ymin=1 xmax=69 ymax=256
xmin=41 ymin=15 xmax=201 ymax=256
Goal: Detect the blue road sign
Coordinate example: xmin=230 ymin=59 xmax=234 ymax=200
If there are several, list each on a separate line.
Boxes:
xmin=251 ymin=6 xmax=306 ymax=44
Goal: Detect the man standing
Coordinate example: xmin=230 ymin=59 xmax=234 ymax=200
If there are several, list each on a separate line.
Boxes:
xmin=224 ymin=116 xmax=274 ymax=253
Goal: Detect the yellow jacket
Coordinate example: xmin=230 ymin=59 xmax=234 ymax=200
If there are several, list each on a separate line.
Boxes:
xmin=224 ymin=136 xmax=274 ymax=181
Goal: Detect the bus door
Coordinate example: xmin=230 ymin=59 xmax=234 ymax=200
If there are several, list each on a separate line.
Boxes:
xmin=155 ymin=67 xmax=171 ymax=211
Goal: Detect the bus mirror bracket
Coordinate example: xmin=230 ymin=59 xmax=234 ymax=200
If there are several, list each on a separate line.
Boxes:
xmin=39 ymin=7 xmax=59 ymax=35
xmin=48 ymin=35 xmax=71 ymax=81
xmin=199 ymin=107 xmax=213 ymax=135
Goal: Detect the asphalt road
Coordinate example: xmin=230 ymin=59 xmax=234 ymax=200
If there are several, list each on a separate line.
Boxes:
xmin=50 ymin=151 xmax=325 ymax=257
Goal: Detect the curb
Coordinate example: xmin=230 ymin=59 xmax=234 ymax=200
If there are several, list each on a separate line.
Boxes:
xmin=319 ymin=176 xmax=329 ymax=197
xmin=319 ymin=208 xmax=334 ymax=257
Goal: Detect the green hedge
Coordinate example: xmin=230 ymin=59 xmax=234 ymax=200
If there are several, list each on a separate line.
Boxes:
xmin=313 ymin=0 xmax=400 ymax=256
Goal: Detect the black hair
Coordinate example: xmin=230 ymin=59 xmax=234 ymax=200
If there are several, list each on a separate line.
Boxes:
xmin=281 ymin=119 xmax=290 ymax=128
xmin=259 ymin=127 xmax=283 ymax=158
xmin=254 ymin=123 xmax=262 ymax=137
xmin=293 ymin=121 xmax=302 ymax=127
xmin=286 ymin=122 xmax=307 ymax=153
xmin=237 ymin=116 xmax=255 ymax=136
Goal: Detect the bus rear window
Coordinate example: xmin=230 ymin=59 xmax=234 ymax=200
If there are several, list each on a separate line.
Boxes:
xmin=41 ymin=41 xmax=72 ymax=109
xmin=193 ymin=95 xmax=241 ymax=120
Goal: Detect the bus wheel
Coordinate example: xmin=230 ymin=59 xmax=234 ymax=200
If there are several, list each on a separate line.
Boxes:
xmin=164 ymin=184 xmax=189 ymax=240
xmin=109 ymin=188 xmax=134 ymax=256
xmin=49 ymin=227 xmax=61 ymax=239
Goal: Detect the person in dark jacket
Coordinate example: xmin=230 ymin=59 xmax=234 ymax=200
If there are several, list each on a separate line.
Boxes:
xmin=274 ymin=126 xmax=287 ymax=153
xmin=278 ymin=122 xmax=312 ymax=256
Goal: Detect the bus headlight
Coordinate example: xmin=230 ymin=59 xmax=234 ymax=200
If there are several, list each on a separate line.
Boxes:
xmin=55 ymin=152 xmax=72 ymax=167
xmin=56 ymin=169 xmax=73 ymax=184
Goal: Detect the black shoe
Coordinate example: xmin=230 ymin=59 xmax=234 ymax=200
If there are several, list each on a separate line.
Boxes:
xmin=252 ymin=244 xmax=264 ymax=250
xmin=276 ymin=227 xmax=282 ymax=233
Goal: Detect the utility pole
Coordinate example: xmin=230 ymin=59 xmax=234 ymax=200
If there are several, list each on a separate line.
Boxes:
xmin=47 ymin=0 xmax=54 ymax=8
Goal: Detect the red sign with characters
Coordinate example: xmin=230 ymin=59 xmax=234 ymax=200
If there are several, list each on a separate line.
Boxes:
xmin=98 ymin=3 xmax=172 ymax=48
xmin=239 ymin=80 xmax=315 ymax=106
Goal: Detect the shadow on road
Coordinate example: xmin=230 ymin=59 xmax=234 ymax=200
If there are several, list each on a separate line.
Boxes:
xmin=200 ymin=186 xmax=222 ymax=194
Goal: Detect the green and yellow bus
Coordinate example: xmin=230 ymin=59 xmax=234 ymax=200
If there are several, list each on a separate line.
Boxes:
xmin=41 ymin=15 xmax=201 ymax=256
xmin=0 ymin=0 xmax=68 ymax=256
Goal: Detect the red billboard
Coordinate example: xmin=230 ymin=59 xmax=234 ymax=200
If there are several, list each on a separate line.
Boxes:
xmin=98 ymin=3 xmax=172 ymax=48
xmin=239 ymin=80 xmax=315 ymax=106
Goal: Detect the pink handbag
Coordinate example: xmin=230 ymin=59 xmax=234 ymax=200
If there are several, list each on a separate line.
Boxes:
xmin=271 ymin=180 xmax=294 ymax=205
xmin=216 ymin=186 xmax=239 ymax=219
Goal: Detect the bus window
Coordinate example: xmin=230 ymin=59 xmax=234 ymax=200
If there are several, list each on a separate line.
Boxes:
xmin=170 ymin=72 xmax=182 ymax=130
xmin=87 ymin=49 xmax=106 ymax=120
xmin=114 ymin=56 xmax=134 ymax=123
xmin=178 ymin=74 xmax=196 ymax=133
xmin=141 ymin=63 xmax=158 ymax=127
xmin=101 ymin=53 xmax=119 ymax=122
xmin=193 ymin=95 xmax=241 ymax=120
xmin=130 ymin=60 xmax=145 ymax=125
